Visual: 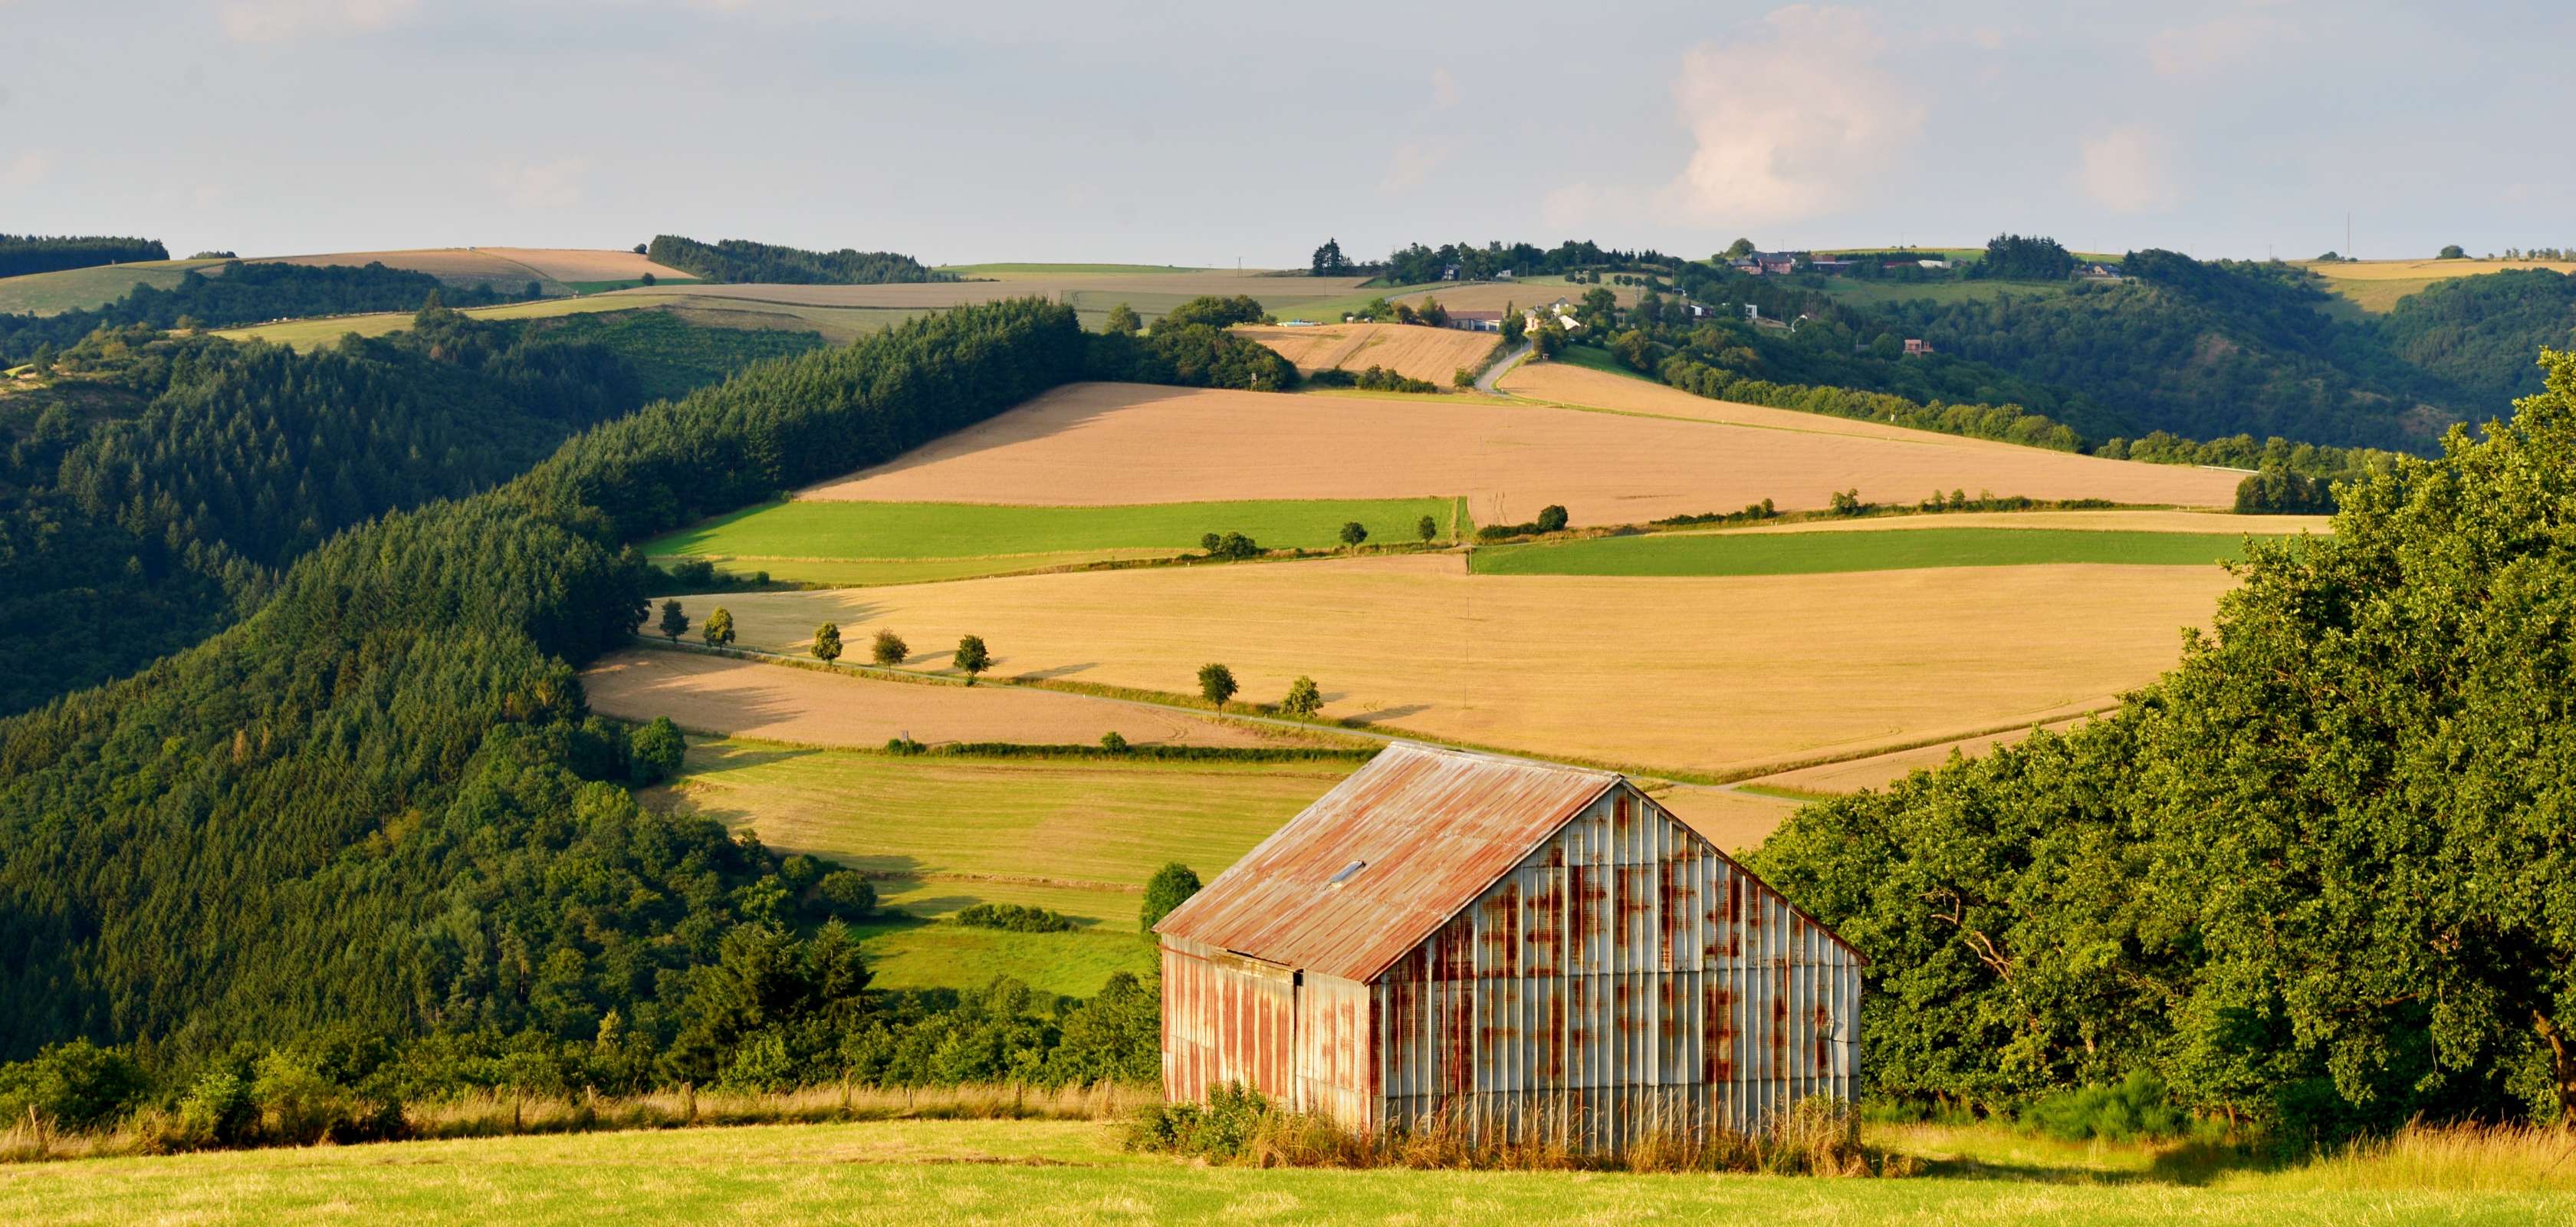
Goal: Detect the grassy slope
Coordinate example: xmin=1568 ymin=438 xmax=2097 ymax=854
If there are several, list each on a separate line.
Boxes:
xmin=5 ymin=1117 xmax=2565 ymax=1225
xmin=937 ymin=263 xmax=1223 ymax=276
xmin=210 ymin=295 xmax=927 ymax=350
xmin=0 ymin=259 xmax=229 ymax=316
xmin=1472 ymin=527 xmax=2272 ymax=577
xmin=2300 ymin=257 xmax=2576 ymax=313
xmin=646 ymin=496 xmax=1467 ymax=585
xmin=649 ymin=739 xmax=1355 ymax=994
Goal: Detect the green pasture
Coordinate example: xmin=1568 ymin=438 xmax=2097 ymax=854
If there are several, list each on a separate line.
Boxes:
xmin=5 ymin=1114 xmax=2565 ymax=1226
xmin=0 ymin=258 xmax=230 ymax=316
xmin=1473 ymin=527 xmax=2270 ymax=577
xmin=646 ymin=496 xmax=1468 ymax=584
xmin=936 ymin=262 xmax=1222 ymax=276
xmin=649 ymin=739 xmax=1355 ymax=994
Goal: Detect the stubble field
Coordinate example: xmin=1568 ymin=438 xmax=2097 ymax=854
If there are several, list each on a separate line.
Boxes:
xmin=1231 ymin=322 xmax=1500 ymax=383
xmin=2302 ymin=256 xmax=2576 ymax=312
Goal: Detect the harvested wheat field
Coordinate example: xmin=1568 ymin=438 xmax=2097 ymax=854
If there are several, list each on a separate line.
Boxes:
xmin=474 ymin=247 xmax=692 ymax=283
xmin=801 ymin=381 xmax=2244 ymax=524
xmin=1233 ymin=323 xmax=1500 ymax=383
xmin=2304 ymin=257 xmax=2576 ymax=312
xmin=1738 ymin=715 xmax=2095 ymax=796
xmin=1707 ymin=508 xmax=2330 ymax=537
xmin=1651 ymin=786 xmax=1804 ymax=854
xmin=580 ymin=649 xmax=1288 ymax=749
xmin=252 ymin=248 xmax=569 ymax=289
xmin=708 ymin=554 xmax=2235 ymax=778
xmin=659 ymin=271 xmax=1372 ymax=312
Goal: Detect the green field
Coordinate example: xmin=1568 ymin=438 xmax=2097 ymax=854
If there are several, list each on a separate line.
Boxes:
xmin=646 ymin=496 xmax=1469 ymax=586
xmin=0 ymin=258 xmax=229 ymax=315
xmin=649 ymin=739 xmax=1355 ymax=994
xmin=936 ymin=262 xmax=1222 ymax=277
xmin=209 ymin=293 xmax=915 ymax=350
xmin=6 ymin=1116 xmax=2564 ymax=1225
xmin=1472 ymin=527 xmax=2269 ymax=577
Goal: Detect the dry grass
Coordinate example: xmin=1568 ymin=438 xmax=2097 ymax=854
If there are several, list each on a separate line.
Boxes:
xmin=1233 ymin=323 xmax=1500 ymax=383
xmin=2302 ymin=257 xmax=2576 ymax=312
xmin=708 ymin=554 xmax=2234 ymax=779
xmin=580 ymin=647 xmax=1297 ymax=750
xmin=1711 ymin=508 xmax=2331 ymax=537
xmin=659 ymin=271 xmax=1373 ymax=312
xmin=1738 ymin=716 xmax=2094 ymax=796
xmin=798 ymin=381 xmax=2242 ymax=526
xmin=473 ymin=247 xmax=692 ymax=283
xmin=2273 ymin=1120 xmax=2576 ymax=1192
xmin=1649 ymin=786 xmax=1805 ymax=853
xmin=249 ymin=247 xmax=570 ymax=291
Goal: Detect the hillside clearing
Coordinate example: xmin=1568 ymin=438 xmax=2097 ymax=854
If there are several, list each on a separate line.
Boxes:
xmin=706 ymin=554 xmax=2236 ymax=779
xmin=798 ymin=381 xmax=2243 ymax=527
xmin=1472 ymin=527 xmax=2275 ymax=577
xmin=6 ymin=1116 xmax=2565 ymax=1225
xmin=579 ymin=648 xmax=1298 ymax=751
xmin=644 ymin=496 xmax=1467 ymax=585
xmin=1233 ymin=322 xmax=1499 ymax=383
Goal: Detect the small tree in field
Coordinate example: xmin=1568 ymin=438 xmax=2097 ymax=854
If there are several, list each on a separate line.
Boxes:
xmin=953 ymin=635 xmax=991 ymax=683
xmin=1281 ymin=676 xmax=1322 ymax=719
xmin=1417 ymin=514 xmax=1439 ymax=543
xmin=1535 ymin=504 xmax=1569 ymax=533
xmin=812 ymin=622 xmax=842 ymax=663
xmin=1105 ymin=302 xmax=1142 ymax=336
xmin=1454 ymin=367 xmax=1474 ymax=389
xmin=659 ymin=600 xmax=688 ymax=643
xmin=871 ymin=629 xmax=908 ymax=666
xmin=1142 ymin=862 xmax=1203 ymax=934
xmin=1339 ymin=521 xmax=1368 ymax=548
xmin=1198 ymin=663 xmax=1238 ymax=710
xmin=702 ymin=607 xmax=734 ymax=646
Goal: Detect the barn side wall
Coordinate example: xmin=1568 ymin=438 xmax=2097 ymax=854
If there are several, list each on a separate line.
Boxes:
xmin=1161 ymin=934 xmax=1296 ymax=1104
xmin=1371 ymin=785 xmax=1861 ymax=1150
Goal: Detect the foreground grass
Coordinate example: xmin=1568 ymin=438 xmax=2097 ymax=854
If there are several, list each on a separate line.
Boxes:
xmin=1473 ymin=527 xmax=2272 ymax=577
xmin=646 ymin=496 xmax=1466 ymax=585
xmin=6 ymin=1116 xmax=2567 ymax=1226
xmin=649 ymin=739 xmax=1354 ymax=993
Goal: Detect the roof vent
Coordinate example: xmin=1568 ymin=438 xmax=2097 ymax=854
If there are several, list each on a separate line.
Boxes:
xmin=1326 ymin=860 xmax=1368 ymax=890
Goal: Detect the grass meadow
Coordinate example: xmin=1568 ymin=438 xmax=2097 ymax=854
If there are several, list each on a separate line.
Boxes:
xmin=1471 ymin=527 xmax=2269 ymax=577
xmin=0 ymin=258 xmax=228 ymax=315
xmin=644 ymin=495 xmax=1468 ymax=585
xmin=5 ymin=1114 xmax=2568 ymax=1226
xmin=646 ymin=739 xmax=1355 ymax=994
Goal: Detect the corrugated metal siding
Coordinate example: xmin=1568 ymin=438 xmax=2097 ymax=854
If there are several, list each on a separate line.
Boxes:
xmin=1372 ymin=784 xmax=1861 ymax=1150
xmin=1160 ymin=935 xmax=1296 ymax=1104
xmin=1293 ymin=972 xmax=1375 ymax=1127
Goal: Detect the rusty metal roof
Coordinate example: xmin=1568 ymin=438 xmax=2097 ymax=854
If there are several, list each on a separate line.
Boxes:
xmin=1154 ymin=742 xmax=1620 ymax=982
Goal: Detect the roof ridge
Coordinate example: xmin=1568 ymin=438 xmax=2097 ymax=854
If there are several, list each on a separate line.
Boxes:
xmin=1380 ymin=739 xmax=1622 ymax=778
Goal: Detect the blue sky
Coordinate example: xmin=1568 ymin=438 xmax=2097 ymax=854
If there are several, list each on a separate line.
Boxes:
xmin=6 ymin=0 xmax=2569 ymax=267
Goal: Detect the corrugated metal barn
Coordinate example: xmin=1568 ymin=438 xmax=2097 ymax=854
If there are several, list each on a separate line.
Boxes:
xmin=1153 ymin=742 xmax=1864 ymax=1150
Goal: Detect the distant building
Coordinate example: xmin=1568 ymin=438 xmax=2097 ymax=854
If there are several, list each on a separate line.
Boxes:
xmin=1904 ymin=337 xmax=1934 ymax=356
xmin=1447 ymin=310 xmax=1504 ymax=332
xmin=1917 ymin=259 xmax=1950 ymax=270
xmin=1808 ymin=258 xmax=1855 ymax=275
xmin=1155 ymin=742 xmax=1865 ymax=1153
xmin=1441 ymin=265 xmax=1462 ymax=281
xmin=2079 ymin=262 xmax=2124 ymax=278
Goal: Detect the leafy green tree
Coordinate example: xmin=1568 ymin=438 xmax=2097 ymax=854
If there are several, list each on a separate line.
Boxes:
xmin=1280 ymin=676 xmax=1322 ymax=719
xmin=1339 ymin=521 xmax=1368 ymax=548
xmin=811 ymin=621 xmax=843 ymax=663
xmin=1417 ymin=514 xmax=1439 ymax=542
xmin=870 ymin=629 xmax=907 ymax=666
xmin=1723 ymin=238 xmax=1756 ymax=259
xmin=639 ymin=272 xmax=656 ymax=287
xmin=1197 ymin=663 xmax=1238 ymax=710
xmin=953 ymin=634 xmax=991 ymax=683
xmin=1311 ymin=238 xmax=1350 ymax=276
xmin=1099 ymin=730 xmax=1129 ymax=752
xmin=629 ymin=716 xmax=686 ymax=785
xmin=1581 ymin=286 xmax=1618 ymax=325
xmin=702 ymin=607 xmax=734 ymax=646
xmin=1454 ymin=367 xmax=1474 ymax=389
xmin=1141 ymin=862 xmax=1204 ymax=934
xmin=815 ymin=871 xmax=875 ymax=919
xmin=1104 ymin=302 xmax=1141 ymax=336
xmin=659 ymin=599 xmax=689 ymax=643
xmin=1535 ymin=504 xmax=1569 ymax=532
xmin=2439 ymin=244 xmax=2467 ymax=259
xmin=1155 ymin=294 xmax=1265 ymax=332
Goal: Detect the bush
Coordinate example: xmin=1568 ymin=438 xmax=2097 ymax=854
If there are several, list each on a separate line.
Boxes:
xmin=1199 ymin=531 xmax=1260 ymax=560
xmin=2019 ymin=1071 xmax=2191 ymax=1142
xmin=628 ymin=716 xmax=685 ymax=785
xmin=954 ymin=903 xmax=1076 ymax=933
xmin=1475 ymin=505 xmax=1573 ymax=541
xmin=1125 ymin=1082 xmax=1272 ymax=1161
xmin=871 ymin=629 xmax=909 ymax=666
xmin=815 ymin=870 xmax=876 ymax=919
xmin=1099 ymin=730 xmax=1129 ymax=752
xmin=0 ymin=1040 xmax=147 ymax=1130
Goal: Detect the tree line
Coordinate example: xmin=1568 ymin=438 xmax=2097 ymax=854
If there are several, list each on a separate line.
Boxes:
xmin=644 ymin=235 xmax=955 ymax=285
xmin=1750 ymin=349 xmax=2576 ymax=1142
xmin=0 ymin=233 xmax=169 ymax=278
xmin=0 ymin=262 xmax=541 ymax=365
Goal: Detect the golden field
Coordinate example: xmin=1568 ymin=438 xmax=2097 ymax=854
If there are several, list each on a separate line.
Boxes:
xmin=580 ymin=648 xmax=1299 ymax=750
xmin=2302 ymin=256 xmax=2576 ymax=312
xmin=798 ymin=381 xmax=2245 ymax=525
xmin=1233 ymin=322 xmax=1501 ymax=383
xmin=701 ymin=554 xmax=2236 ymax=779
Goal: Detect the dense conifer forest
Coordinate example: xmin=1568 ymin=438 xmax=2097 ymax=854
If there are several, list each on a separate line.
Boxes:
xmin=0 ymin=235 xmax=169 ymax=278
xmin=644 ymin=235 xmax=955 ymax=285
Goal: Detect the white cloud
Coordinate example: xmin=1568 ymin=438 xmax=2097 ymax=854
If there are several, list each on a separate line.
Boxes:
xmin=2076 ymin=125 xmax=2180 ymax=213
xmin=1380 ymin=143 xmax=1447 ymax=195
xmin=1655 ymin=5 xmax=1923 ymax=225
xmin=2147 ymin=14 xmax=2293 ymax=77
xmin=219 ymin=0 xmax=419 ymax=44
xmin=2 ymin=150 xmax=52 ymax=189
xmin=1430 ymin=67 xmax=1459 ymax=108
xmin=491 ymin=157 xmax=589 ymax=210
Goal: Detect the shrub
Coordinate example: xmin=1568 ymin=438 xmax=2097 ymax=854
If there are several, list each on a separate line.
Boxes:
xmin=815 ymin=870 xmax=876 ymax=919
xmin=2019 ymin=1071 xmax=2191 ymax=1143
xmin=628 ymin=716 xmax=686 ymax=785
xmin=1417 ymin=514 xmax=1438 ymax=542
xmin=1200 ymin=531 xmax=1260 ymax=560
xmin=884 ymin=736 xmax=925 ymax=755
xmin=954 ymin=903 xmax=1076 ymax=933
xmin=1099 ymin=730 xmax=1129 ymax=752
xmin=0 ymin=1040 xmax=147 ymax=1131
xmin=1534 ymin=504 xmax=1569 ymax=532
xmin=871 ymin=629 xmax=908 ymax=666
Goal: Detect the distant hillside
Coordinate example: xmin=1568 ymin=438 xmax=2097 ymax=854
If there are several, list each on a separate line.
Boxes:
xmin=0 ymin=262 xmax=536 ymax=365
xmin=648 ymin=235 xmax=955 ymax=285
xmin=2377 ymin=268 xmax=2576 ymax=403
xmin=0 ymin=234 xmax=169 ymax=278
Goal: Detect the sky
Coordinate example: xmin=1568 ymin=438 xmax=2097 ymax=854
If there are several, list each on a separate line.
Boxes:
xmin=5 ymin=0 xmax=2571 ymax=268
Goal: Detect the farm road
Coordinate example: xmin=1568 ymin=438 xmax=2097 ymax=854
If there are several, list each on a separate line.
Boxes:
xmin=1474 ymin=340 xmax=1533 ymax=396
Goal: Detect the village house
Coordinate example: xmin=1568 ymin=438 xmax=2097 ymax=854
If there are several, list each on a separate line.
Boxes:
xmin=1447 ymin=309 xmax=1504 ymax=333
xmin=1155 ymin=743 xmax=1865 ymax=1150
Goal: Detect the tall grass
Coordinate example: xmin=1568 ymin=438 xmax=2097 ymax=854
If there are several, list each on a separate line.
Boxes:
xmin=0 ymin=1081 xmax=1151 ymax=1165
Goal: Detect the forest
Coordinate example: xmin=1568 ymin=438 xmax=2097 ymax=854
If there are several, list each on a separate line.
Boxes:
xmin=0 ymin=305 xmax=817 ymax=715
xmin=0 ymin=262 xmax=540 ymax=365
xmin=644 ymin=235 xmax=955 ymax=285
xmin=0 ymin=299 xmax=1166 ymax=1143
xmin=1752 ymin=350 xmax=2576 ymax=1139
xmin=0 ymin=234 xmax=169 ymax=278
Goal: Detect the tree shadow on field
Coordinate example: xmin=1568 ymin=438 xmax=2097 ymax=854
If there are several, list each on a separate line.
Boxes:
xmin=1016 ymin=662 xmax=1098 ymax=681
xmin=1345 ymin=703 xmax=1431 ymax=723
